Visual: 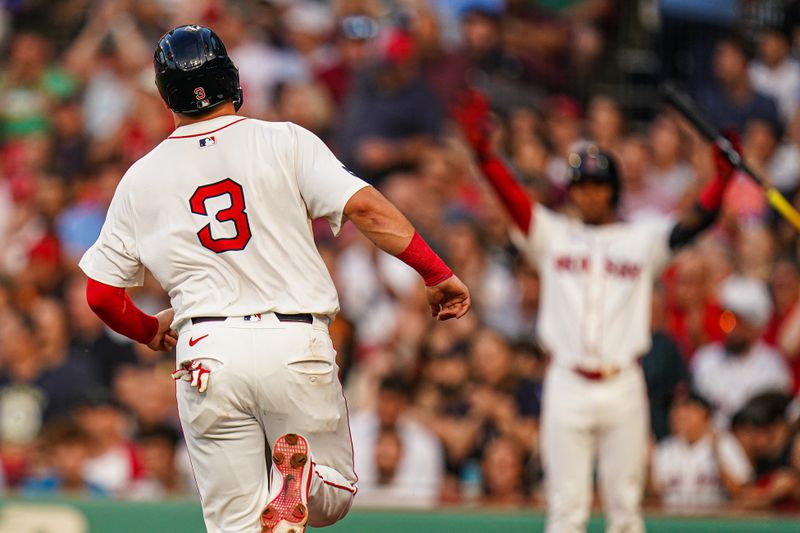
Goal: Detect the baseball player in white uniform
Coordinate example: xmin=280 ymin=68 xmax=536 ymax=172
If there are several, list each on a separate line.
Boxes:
xmin=79 ymin=26 xmax=470 ymax=533
xmin=455 ymin=90 xmax=736 ymax=532
xmin=651 ymin=392 xmax=753 ymax=511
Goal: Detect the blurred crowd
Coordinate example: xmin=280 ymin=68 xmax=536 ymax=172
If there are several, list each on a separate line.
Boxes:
xmin=2 ymin=0 xmax=800 ymax=516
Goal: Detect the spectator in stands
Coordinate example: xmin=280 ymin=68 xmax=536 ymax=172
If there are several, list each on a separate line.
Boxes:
xmin=729 ymin=393 xmax=800 ymax=509
xmin=480 ymin=436 xmax=528 ymax=507
xmin=217 ymin=9 xmax=308 ymax=119
xmin=74 ymin=391 xmax=141 ymax=496
xmin=440 ymin=214 xmax=515 ymax=328
xmin=643 ymin=285 xmax=687 ymax=441
xmin=657 ymin=0 xmax=740 ymax=91
xmin=586 ymin=94 xmax=625 ymax=154
xmin=750 ymin=26 xmax=800 ymax=124
xmin=339 ymin=30 xmax=443 ymax=183
xmin=62 ymin=1 xmax=148 ymax=143
xmin=414 ymin=330 xmax=476 ymax=494
xmin=22 ymin=419 xmax=106 ymax=497
xmin=126 ymin=425 xmax=186 ymax=499
xmin=771 ymin=258 xmax=800 ymax=393
xmin=411 ymin=6 xmax=471 ymax=110
xmin=467 ymin=330 xmax=539 ymax=455
xmin=272 ymin=81 xmax=335 ymax=138
xmin=700 ymin=35 xmax=781 ymax=136
xmin=350 ymin=375 xmax=445 ymax=508
xmin=316 ymin=15 xmax=379 ymax=106
xmin=619 ymin=135 xmax=671 ymax=221
xmin=692 ymin=276 xmax=791 ymax=426
xmin=651 ymin=391 xmax=753 ymax=511
xmin=0 ymin=31 xmax=76 ymax=139
xmin=742 ymin=118 xmax=800 ymax=196
xmin=64 ymin=274 xmax=137 ymax=389
xmin=734 ymin=225 xmax=776 ymax=281
xmin=459 ymin=6 xmax=545 ymax=110
xmin=664 ymin=249 xmax=724 ymax=359
xmin=646 ymin=114 xmax=695 ymax=214
xmin=502 ymin=258 xmax=540 ymax=343
xmin=543 ymin=94 xmax=585 ymax=193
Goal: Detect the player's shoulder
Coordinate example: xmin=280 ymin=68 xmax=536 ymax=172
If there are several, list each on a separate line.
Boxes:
xmin=117 ymin=141 xmax=170 ymax=188
xmin=243 ymin=118 xmax=306 ymax=138
xmin=241 ymin=119 xmax=317 ymax=150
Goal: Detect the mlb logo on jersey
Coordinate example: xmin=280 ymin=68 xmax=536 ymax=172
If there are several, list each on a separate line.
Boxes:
xmin=199 ymin=136 xmax=216 ymax=148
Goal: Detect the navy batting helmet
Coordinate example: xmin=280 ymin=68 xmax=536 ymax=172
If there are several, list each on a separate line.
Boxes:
xmin=567 ymin=145 xmax=621 ymax=206
xmin=154 ymin=25 xmax=243 ymax=115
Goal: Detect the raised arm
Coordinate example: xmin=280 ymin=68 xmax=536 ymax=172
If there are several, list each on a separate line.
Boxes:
xmin=668 ymin=135 xmax=739 ymax=251
xmin=453 ymin=90 xmax=534 ymax=234
xmin=343 ymin=186 xmax=470 ymax=320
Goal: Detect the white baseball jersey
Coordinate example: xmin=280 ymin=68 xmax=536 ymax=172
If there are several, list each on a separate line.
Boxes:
xmin=513 ymin=205 xmax=673 ymax=369
xmin=691 ymin=341 xmax=792 ymax=426
xmin=652 ymin=432 xmax=752 ymax=510
xmin=79 ymin=115 xmax=369 ymax=327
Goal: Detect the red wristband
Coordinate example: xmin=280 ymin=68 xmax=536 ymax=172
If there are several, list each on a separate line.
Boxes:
xmin=397 ymin=232 xmax=453 ymax=286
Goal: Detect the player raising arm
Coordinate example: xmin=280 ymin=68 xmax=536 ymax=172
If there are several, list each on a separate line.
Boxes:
xmin=453 ymin=90 xmax=736 ymax=244
xmin=81 ymin=25 xmax=469 ymax=533
xmin=454 ymin=89 xmax=735 ymax=533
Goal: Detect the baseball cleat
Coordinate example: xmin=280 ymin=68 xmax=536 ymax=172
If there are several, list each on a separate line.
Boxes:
xmin=261 ymin=433 xmax=312 ymax=533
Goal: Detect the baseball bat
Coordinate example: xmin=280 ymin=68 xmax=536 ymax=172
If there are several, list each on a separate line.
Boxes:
xmin=661 ymin=82 xmax=800 ymax=232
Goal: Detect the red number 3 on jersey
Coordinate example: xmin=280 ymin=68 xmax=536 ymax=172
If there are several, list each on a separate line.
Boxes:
xmin=190 ymin=179 xmax=252 ymax=253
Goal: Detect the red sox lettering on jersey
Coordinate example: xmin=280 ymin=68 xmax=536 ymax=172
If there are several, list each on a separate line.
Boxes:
xmin=514 ymin=206 xmax=672 ymax=368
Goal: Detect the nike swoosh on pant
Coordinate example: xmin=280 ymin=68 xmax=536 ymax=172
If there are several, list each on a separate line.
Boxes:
xmin=189 ymin=334 xmax=209 ymax=347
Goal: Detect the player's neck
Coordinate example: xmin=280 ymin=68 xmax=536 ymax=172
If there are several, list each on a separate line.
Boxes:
xmin=173 ymin=102 xmax=238 ymax=128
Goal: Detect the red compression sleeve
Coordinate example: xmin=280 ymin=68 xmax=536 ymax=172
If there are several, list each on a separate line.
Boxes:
xmin=480 ymin=157 xmax=533 ymax=233
xmin=699 ymin=137 xmax=739 ymax=211
xmin=698 ymin=174 xmax=726 ymax=211
xmin=397 ymin=232 xmax=453 ymax=286
xmin=85 ymin=278 xmax=158 ymax=344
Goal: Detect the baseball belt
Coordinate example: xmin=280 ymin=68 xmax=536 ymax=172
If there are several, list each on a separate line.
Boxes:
xmin=191 ymin=312 xmax=313 ymax=325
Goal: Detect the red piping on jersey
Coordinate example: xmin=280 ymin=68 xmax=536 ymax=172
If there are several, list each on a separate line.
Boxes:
xmin=167 ymin=117 xmax=248 ymax=139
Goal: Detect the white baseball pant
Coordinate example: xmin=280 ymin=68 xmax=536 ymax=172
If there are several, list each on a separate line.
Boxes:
xmin=542 ymin=364 xmax=648 ymax=533
xmin=175 ymin=313 xmax=357 ymax=533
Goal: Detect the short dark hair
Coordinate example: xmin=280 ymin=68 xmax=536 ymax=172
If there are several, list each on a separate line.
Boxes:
xmin=379 ymin=374 xmax=410 ymax=397
xmin=137 ymin=425 xmax=180 ymax=449
xmin=731 ymin=391 xmax=791 ymax=429
xmin=716 ymin=32 xmax=753 ymax=60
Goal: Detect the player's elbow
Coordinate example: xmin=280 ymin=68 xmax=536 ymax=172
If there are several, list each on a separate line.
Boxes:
xmin=85 ymin=277 xmax=118 ymax=317
xmin=343 ymin=187 xmax=389 ymax=230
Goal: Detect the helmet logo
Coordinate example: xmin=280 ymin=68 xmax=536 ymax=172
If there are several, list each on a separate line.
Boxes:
xmin=194 ymin=87 xmax=206 ymax=100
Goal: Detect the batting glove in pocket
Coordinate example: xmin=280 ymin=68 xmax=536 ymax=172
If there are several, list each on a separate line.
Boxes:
xmin=172 ymin=359 xmax=211 ymax=393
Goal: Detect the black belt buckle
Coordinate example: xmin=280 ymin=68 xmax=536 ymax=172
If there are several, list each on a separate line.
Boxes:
xmin=274 ymin=312 xmax=313 ymax=324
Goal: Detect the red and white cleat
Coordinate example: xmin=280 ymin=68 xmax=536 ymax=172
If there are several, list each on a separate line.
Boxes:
xmin=261 ymin=433 xmax=312 ymax=533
